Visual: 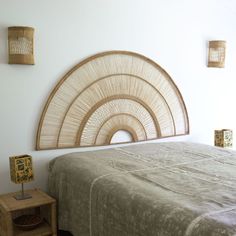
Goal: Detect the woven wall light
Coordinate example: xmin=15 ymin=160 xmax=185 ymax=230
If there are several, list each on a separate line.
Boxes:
xmin=8 ymin=26 xmax=34 ymax=65
xmin=208 ymin=40 xmax=226 ymax=68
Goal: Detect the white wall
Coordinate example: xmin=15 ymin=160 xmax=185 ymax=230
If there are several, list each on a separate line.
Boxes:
xmin=0 ymin=0 xmax=236 ymax=194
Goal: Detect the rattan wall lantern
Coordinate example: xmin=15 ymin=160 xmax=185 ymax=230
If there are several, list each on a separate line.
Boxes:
xmin=8 ymin=26 xmax=35 ymax=65
xmin=208 ymin=40 xmax=226 ymax=68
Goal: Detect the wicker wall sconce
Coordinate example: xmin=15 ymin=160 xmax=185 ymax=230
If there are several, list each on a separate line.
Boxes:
xmin=8 ymin=26 xmax=34 ymax=65
xmin=214 ymin=129 xmax=233 ymax=148
xmin=208 ymin=40 xmax=226 ymax=68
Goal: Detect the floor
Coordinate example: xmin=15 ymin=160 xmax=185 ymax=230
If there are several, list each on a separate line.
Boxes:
xmin=58 ymin=230 xmax=73 ymax=236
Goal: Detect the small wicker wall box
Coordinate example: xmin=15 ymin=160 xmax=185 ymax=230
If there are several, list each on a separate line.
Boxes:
xmin=208 ymin=41 xmax=226 ymax=68
xmin=214 ymin=129 xmax=233 ymax=148
xmin=8 ymin=26 xmax=34 ymax=65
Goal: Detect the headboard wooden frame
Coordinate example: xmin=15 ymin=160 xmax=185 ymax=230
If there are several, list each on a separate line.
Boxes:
xmin=36 ymin=51 xmax=189 ymax=150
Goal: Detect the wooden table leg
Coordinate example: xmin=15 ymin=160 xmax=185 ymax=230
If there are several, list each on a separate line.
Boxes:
xmin=51 ymin=202 xmax=57 ymax=236
xmin=5 ymin=212 xmax=13 ymax=236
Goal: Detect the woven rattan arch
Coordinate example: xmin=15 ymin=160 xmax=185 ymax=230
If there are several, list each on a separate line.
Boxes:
xmin=36 ymin=51 xmax=189 ymax=150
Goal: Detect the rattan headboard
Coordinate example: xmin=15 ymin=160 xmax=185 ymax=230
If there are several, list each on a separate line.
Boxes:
xmin=36 ymin=51 xmax=189 ymax=150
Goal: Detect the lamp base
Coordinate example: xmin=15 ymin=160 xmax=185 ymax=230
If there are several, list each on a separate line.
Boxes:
xmin=14 ymin=193 xmax=32 ymax=200
xmin=14 ymin=183 xmax=32 ymax=200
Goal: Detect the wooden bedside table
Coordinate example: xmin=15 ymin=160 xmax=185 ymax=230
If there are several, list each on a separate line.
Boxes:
xmin=0 ymin=189 xmax=56 ymax=236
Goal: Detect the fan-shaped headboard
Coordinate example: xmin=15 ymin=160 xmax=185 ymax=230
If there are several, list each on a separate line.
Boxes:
xmin=36 ymin=51 xmax=189 ymax=150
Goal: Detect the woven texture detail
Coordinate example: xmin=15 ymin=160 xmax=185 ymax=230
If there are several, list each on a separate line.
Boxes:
xmin=9 ymin=37 xmax=33 ymax=55
xmin=36 ymin=51 xmax=189 ymax=150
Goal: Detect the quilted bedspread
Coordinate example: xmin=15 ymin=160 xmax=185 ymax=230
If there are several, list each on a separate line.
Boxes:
xmin=48 ymin=142 xmax=236 ymax=236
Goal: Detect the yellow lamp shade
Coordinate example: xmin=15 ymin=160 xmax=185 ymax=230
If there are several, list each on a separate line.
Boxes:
xmin=214 ymin=129 xmax=233 ymax=148
xmin=9 ymin=155 xmax=34 ymax=184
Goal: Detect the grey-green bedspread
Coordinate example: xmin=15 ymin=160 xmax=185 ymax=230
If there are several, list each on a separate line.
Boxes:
xmin=48 ymin=142 xmax=236 ymax=236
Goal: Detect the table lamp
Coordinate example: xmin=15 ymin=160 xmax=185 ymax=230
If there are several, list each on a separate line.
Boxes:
xmin=214 ymin=129 xmax=233 ymax=148
xmin=9 ymin=154 xmax=34 ymax=200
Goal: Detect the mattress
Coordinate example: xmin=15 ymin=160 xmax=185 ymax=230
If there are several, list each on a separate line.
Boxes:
xmin=48 ymin=142 xmax=236 ymax=236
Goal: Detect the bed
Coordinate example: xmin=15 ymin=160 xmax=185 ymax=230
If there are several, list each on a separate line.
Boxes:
xmin=48 ymin=142 xmax=236 ymax=236
xmin=36 ymin=51 xmax=235 ymax=235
